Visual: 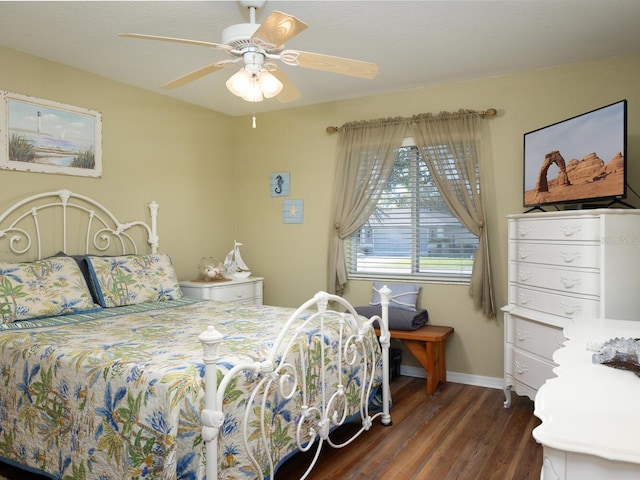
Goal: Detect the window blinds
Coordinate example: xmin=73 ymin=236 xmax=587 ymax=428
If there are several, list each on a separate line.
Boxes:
xmin=347 ymin=146 xmax=478 ymax=283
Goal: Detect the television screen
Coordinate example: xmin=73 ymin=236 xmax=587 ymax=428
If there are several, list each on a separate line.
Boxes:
xmin=523 ymin=100 xmax=627 ymax=208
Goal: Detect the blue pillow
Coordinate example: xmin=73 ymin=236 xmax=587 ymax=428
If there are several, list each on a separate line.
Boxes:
xmin=370 ymin=281 xmax=421 ymax=312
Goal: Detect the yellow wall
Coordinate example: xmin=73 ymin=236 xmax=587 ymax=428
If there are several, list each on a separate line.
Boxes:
xmin=2 ymin=44 xmax=639 ymax=379
xmin=0 ymin=45 xmax=235 ymax=279
xmin=232 ymin=54 xmax=640 ymax=378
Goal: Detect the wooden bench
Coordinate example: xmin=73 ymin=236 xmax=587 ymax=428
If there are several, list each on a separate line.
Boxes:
xmin=375 ymin=324 xmax=454 ymax=394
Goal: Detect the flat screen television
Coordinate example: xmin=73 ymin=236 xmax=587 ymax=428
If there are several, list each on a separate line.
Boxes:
xmin=523 ymin=100 xmax=627 ymax=209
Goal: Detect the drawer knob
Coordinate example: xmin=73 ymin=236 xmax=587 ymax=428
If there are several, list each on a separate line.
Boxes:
xmin=518 ymin=248 xmax=533 ymax=260
xmin=559 ymin=225 xmax=581 ymax=237
xmin=515 ymin=361 xmax=529 ymax=375
xmin=518 ymin=293 xmax=532 ymax=305
xmin=518 ymin=225 xmax=533 ymax=236
xmin=560 ymin=301 xmax=581 ymax=316
xmin=518 ymin=270 xmax=533 ymax=282
xmin=559 ymin=250 xmax=581 ymax=263
xmin=516 ymin=328 xmax=530 ymax=342
xmin=559 ymin=276 xmax=581 ymax=289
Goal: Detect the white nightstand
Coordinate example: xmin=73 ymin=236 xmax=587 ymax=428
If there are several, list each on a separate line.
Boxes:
xmin=180 ymin=277 xmax=263 ymax=306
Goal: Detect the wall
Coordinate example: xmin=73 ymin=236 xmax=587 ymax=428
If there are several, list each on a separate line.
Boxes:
xmin=232 ymin=54 xmax=640 ymax=380
xmin=1 ymin=45 xmax=638 ymax=381
xmin=0 ymin=46 xmax=235 ymax=279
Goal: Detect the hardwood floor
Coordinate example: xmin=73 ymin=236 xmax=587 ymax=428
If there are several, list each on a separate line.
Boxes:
xmin=275 ymin=376 xmax=542 ymax=480
xmin=0 ymin=377 xmax=542 ymax=480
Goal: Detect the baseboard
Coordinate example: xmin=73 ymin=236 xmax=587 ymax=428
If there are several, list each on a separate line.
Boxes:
xmin=400 ymin=365 xmax=503 ymax=390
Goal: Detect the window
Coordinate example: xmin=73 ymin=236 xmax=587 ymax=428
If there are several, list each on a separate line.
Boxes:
xmin=346 ymin=144 xmax=479 ymax=283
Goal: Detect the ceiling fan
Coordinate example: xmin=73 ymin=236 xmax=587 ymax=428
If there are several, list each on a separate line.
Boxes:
xmin=119 ymin=0 xmax=378 ymax=103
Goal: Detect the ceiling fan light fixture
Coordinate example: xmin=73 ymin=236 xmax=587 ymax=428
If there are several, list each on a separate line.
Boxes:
xmin=226 ymin=65 xmax=282 ymax=102
xmin=241 ymin=75 xmax=264 ymax=102
xmin=226 ymin=68 xmax=252 ymax=97
xmin=122 ymin=4 xmax=378 ymax=108
xmin=259 ymin=71 xmax=283 ymax=98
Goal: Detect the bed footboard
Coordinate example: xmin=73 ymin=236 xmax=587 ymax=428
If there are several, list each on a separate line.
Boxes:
xmin=199 ymin=287 xmax=392 ymax=480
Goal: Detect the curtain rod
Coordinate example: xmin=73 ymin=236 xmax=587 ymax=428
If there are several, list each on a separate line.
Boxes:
xmin=325 ymin=108 xmax=498 ymax=134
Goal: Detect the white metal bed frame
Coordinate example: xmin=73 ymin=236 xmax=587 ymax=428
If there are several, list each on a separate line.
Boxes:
xmin=200 ymin=291 xmax=392 ymax=479
xmin=0 ymin=189 xmax=392 ymax=479
xmin=0 ymin=188 xmax=159 ymax=258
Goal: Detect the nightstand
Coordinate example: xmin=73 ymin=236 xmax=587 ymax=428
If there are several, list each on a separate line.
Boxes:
xmin=179 ymin=277 xmax=263 ymax=306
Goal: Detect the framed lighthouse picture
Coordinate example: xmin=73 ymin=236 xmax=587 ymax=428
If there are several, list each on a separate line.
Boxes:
xmin=0 ymin=90 xmax=102 ymax=178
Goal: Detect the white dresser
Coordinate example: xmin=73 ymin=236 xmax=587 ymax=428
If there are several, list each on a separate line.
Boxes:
xmin=533 ymin=317 xmax=640 ymax=480
xmin=503 ymin=209 xmax=640 ymax=407
xmin=180 ymin=277 xmax=263 ymax=305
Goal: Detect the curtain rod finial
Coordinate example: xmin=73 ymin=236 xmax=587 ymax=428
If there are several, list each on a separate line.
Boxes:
xmin=480 ymin=108 xmax=497 ymax=118
xmin=326 ymin=126 xmax=340 ymax=134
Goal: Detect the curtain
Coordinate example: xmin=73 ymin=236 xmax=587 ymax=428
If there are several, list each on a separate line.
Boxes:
xmin=327 ymin=118 xmax=407 ymax=295
xmin=328 ymin=109 xmax=496 ymax=318
xmin=408 ymin=110 xmax=495 ymax=317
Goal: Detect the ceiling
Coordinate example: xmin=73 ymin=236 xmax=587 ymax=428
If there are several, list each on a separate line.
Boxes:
xmin=1 ymin=1 xmax=640 ymax=117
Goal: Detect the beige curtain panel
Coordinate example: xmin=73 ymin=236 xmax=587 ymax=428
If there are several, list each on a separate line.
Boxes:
xmin=409 ymin=111 xmax=495 ymax=318
xmin=327 ymin=118 xmax=407 ymax=296
xmin=328 ymin=110 xmax=496 ymax=318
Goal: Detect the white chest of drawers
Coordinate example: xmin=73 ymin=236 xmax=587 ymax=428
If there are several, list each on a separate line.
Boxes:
xmin=503 ymin=209 xmax=640 ymax=407
xmin=179 ymin=277 xmax=264 ymax=305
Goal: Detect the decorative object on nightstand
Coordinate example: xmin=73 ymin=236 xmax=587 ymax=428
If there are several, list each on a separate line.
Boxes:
xmin=223 ymin=240 xmax=251 ymax=279
xmin=198 ymin=257 xmax=226 ymax=281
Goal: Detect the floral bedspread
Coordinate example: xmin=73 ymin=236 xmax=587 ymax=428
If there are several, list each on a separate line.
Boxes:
xmin=0 ymin=298 xmax=381 ymax=479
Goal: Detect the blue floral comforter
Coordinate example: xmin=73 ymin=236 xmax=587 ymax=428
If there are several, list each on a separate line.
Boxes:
xmin=0 ymin=298 xmax=381 ymax=479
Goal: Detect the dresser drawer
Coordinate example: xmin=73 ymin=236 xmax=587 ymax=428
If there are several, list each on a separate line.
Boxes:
xmin=180 ymin=278 xmax=263 ymax=305
xmin=508 ymin=315 xmax=565 ymax=360
xmin=509 ymin=285 xmax=600 ymax=319
xmin=510 ymin=241 xmax=600 ymax=269
xmin=206 ymin=283 xmax=257 ymax=303
xmin=511 ymin=348 xmax=556 ymax=391
xmin=510 ymin=217 xmax=600 ymax=242
xmin=509 ymin=262 xmax=600 ymax=296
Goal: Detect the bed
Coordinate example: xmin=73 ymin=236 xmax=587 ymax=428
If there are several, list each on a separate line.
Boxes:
xmin=0 ymin=189 xmax=392 ymax=480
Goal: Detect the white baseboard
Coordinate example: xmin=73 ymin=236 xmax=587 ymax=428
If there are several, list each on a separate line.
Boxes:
xmin=399 ymin=365 xmax=503 ymax=390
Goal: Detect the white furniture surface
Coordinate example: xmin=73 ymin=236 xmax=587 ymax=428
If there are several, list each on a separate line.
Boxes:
xmin=180 ymin=277 xmax=264 ymax=305
xmin=503 ymin=209 xmax=640 ymax=407
xmin=533 ymin=317 xmax=640 ymax=480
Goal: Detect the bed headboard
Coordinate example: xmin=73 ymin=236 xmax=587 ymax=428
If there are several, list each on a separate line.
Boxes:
xmin=0 ymin=189 xmax=158 ymax=261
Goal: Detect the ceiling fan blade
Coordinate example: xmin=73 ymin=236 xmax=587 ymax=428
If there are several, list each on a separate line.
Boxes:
xmin=251 ymin=11 xmax=308 ymax=49
xmin=119 ymin=33 xmax=233 ymax=52
xmin=271 ymin=69 xmax=301 ymax=103
xmin=161 ymin=60 xmax=237 ymax=89
xmin=281 ymin=49 xmax=378 ymax=79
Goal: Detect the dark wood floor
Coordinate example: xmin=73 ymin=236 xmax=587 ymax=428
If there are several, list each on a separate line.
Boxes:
xmin=0 ymin=377 xmax=541 ymax=480
xmin=276 ymin=376 xmax=542 ymax=480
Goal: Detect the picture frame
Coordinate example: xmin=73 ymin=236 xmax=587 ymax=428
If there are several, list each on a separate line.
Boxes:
xmin=270 ymin=172 xmax=290 ymax=197
xmin=283 ymin=199 xmax=303 ymax=224
xmin=0 ymin=90 xmax=102 ymax=178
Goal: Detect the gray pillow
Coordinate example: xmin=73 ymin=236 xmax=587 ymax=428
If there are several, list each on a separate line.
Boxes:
xmin=370 ymin=281 xmax=421 ymax=312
